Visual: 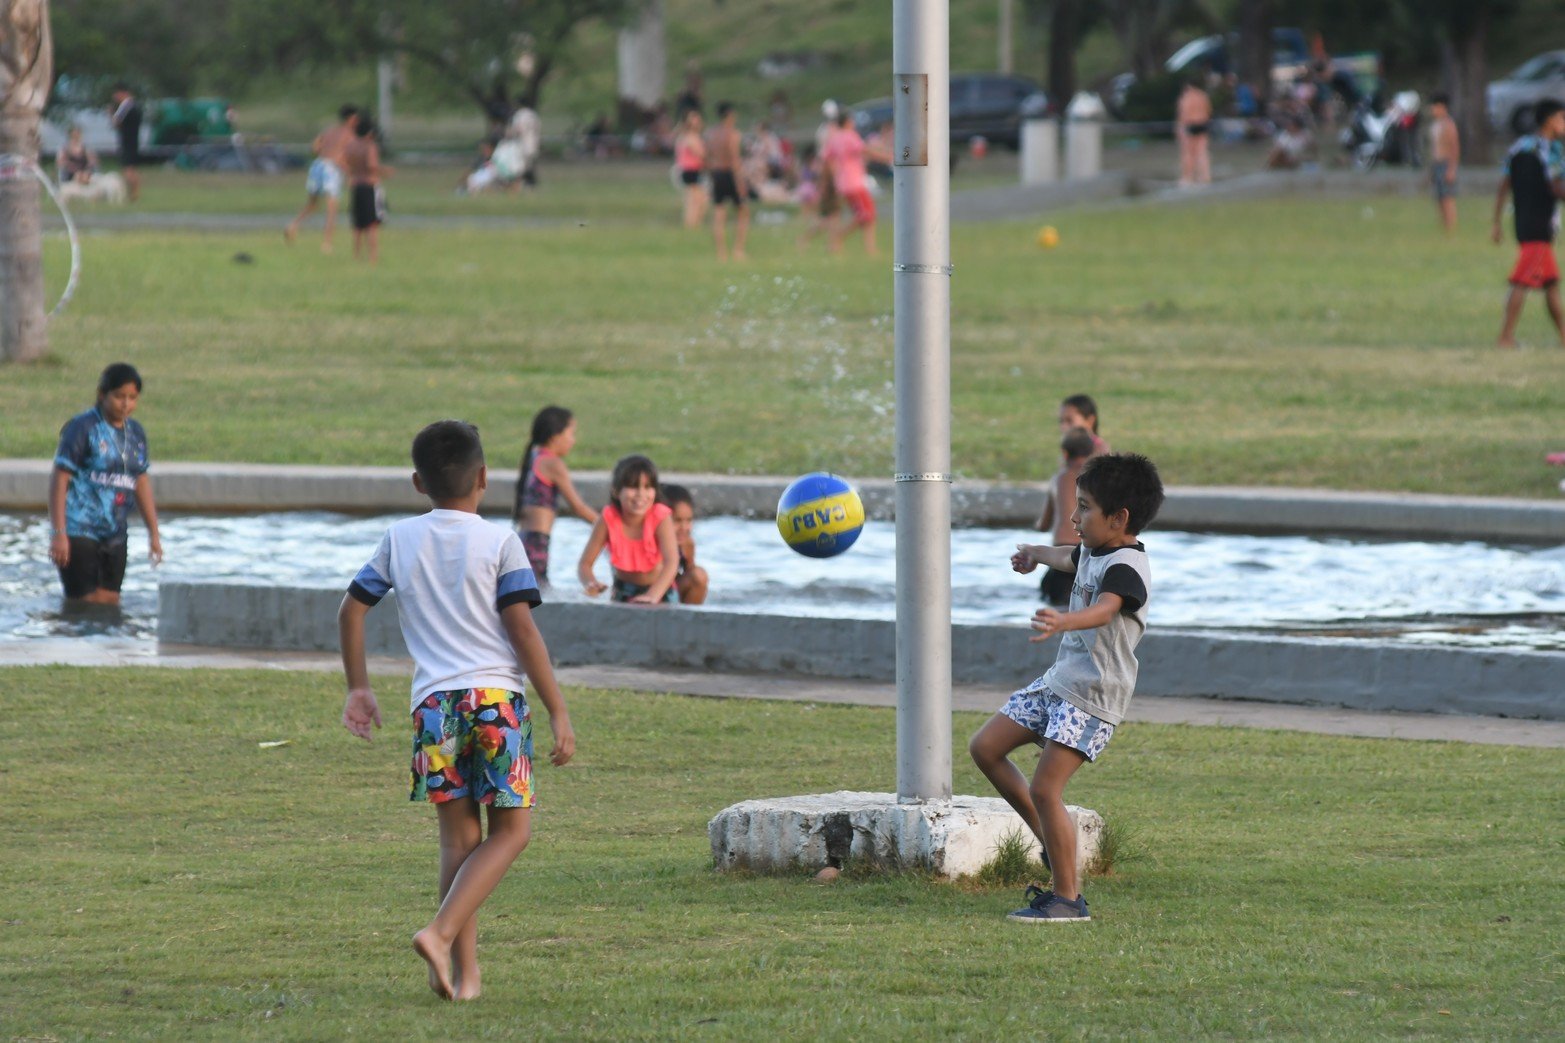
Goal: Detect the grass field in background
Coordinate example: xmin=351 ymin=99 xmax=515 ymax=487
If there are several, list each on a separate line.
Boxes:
xmin=9 ymin=167 xmax=1561 ymax=498
xmin=1 ymin=666 xmax=1558 ymax=1039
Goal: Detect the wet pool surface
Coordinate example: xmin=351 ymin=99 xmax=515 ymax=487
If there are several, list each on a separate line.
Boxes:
xmin=2 ymin=510 xmax=1562 ymax=651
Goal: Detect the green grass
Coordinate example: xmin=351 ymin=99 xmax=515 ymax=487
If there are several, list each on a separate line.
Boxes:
xmin=8 ymin=168 xmax=1564 ymax=497
xmin=1 ymin=665 xmax=1559 ymax=1039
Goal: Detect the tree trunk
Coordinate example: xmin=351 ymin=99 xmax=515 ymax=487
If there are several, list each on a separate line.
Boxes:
xmin=1236 ymin=0 xmax=1272 ymax=106
xmin=1451 ymin=10 xmax=1491 ymax=164
xmin=0 ymin=0 xmax=53 ymax=364
xmin=1047 ymin=0 xmax=1079 ymax=108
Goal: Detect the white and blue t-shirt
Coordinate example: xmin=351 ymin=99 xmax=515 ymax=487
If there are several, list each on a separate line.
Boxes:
xmin=348 ymin=510 xmax=542 ymax=712
xmin=53 ymin=406 xmax=150 ymax=543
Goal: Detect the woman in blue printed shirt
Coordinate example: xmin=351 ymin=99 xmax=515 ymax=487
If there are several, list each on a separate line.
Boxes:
xmin=47 ymin=363 xmax=163 ymax=604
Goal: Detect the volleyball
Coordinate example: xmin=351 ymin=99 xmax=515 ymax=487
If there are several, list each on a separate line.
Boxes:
xmin=776 ymin=472 xmax=865 ymax=558
xmin=1036 ymin=225 xmax=1060 ymax=249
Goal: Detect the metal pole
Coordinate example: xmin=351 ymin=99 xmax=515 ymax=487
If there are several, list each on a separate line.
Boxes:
xmin=997 ymin=0 xmax=1013 ymax=75
xmin=892 ymin=0 xmax=951 ymax=803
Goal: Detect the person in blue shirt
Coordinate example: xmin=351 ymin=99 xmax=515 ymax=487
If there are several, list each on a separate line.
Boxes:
xmin=47 ymin=362 xmax=163 ymax=604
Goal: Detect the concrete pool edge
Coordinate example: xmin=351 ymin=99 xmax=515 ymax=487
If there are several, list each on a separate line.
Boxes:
xmin=159 ymin=583 xmax=1565 ymax=722
xmin=5 ymin=459 xmax=1564 ymax=541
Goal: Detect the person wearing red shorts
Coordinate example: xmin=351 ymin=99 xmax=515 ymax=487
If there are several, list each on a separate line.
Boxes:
xmin=1492 ymin=100 xmax=1565 ymax=349
xmin=822 ymin=113 xmax=892 ymax=256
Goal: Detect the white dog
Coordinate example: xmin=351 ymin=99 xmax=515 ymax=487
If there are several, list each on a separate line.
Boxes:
xmin=58 ymin=171 xmax=128 ymax=206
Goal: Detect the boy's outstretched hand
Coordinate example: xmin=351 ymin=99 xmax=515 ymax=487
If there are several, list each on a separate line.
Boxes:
xmin=549 ymin=716 xmax=576 ymax=766
xmin=342 ymin=687 xmax=383 ymax=741
xmin=1030 ymin=607 xmax=1064 ymax=641
xmin=1011 ymin=544 xmax=1041 ymax=574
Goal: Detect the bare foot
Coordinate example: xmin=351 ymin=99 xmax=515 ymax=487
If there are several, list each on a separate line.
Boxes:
xmin=320 ymin=241 xmax=334 ymax=255
xmin=413 ymin=928 xmax=454 ymax=1000
xmin=284 ymin=225 xmax=297 ymax=245
xmin=733 ymin=250 xmax=748 ymax=262
xmin=454 ymin=969 xmax=481 ymax=1001
xmin=1496 ymin=339 xmax=1518 ymax=350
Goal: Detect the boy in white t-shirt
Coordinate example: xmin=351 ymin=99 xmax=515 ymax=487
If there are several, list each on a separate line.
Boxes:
xmin=970 ymin=453 xmax=1164 ymax=924
xmin=338 ymin=419 xmax=575 ymax=1000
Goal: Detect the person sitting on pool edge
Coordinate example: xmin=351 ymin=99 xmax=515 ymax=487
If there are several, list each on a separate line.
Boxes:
xmin=48 ymin=362 xmax=163 ymax=605
xmin=660 ymin=483 xmax=709 ymax=605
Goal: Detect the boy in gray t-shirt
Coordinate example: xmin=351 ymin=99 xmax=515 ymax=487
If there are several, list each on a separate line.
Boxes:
xmin=969 ymin=453 xmax=1164 ymax=924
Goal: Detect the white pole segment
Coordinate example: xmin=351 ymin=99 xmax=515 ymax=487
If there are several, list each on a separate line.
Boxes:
xmin=892 ymin=0 xmax=952 ymax=803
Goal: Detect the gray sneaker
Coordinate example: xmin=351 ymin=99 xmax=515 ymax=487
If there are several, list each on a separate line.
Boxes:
xmin=1006 ymin=884 xmax=1090 ymax=923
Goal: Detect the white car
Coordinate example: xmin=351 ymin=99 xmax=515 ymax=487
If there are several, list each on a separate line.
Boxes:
xmin=1488 ymin=50 xmax=1565 ymax=135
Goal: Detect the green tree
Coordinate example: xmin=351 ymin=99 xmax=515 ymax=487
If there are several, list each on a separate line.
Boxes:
xmin=229 ymin=0 xmax=643 ymax=123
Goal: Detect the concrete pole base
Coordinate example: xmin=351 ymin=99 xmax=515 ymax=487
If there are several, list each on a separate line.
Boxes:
xmin=708 ymin=791 xmax=1102 ymax=880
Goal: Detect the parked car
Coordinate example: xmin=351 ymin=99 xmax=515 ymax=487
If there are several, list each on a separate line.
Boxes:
xmin=1488 ymin=50 xmax=1565 ymax=135
xmin=1108 ymin=28 xmax=1378 ymax=119
xmin=849 ymin=73 xmax=1049 ymax=149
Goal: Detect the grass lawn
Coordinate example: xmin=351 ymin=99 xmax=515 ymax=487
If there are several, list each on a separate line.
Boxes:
xmin=7 ymin=166 xmax=1563 ymax=498
xmin=1 ymin=666 xmax=1559 ymax=1039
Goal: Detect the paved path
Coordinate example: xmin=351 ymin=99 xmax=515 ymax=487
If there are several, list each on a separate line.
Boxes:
xmin=4 ymin=639 xmax=1562 ymax=749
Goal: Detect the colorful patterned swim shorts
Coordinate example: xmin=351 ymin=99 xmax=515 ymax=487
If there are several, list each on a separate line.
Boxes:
xmin=410 ymin=688 xmax=535 ymax=807
xmin=999 ymin=679 xmax=1115 ymax=762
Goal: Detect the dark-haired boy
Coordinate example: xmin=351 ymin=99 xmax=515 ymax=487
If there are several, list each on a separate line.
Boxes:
xmin=970 ymin=453 xmax=1164 ymax=924
xmin=1492 ymin=99 xmax=1565 ymax=348
xmin=344 ymin=116 xmax=387 ymax=264
xmin=1426 ymin=93 xmax=1460 ymax=233
xmin=338 ymin=420 xmax=575 ymax=1000
xmin=286 ymin=104 xmax=359 ymax=252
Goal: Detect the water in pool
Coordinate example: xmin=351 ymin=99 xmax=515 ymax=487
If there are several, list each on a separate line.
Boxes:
xmin=1 ymin=511 xmax=1561 ymax=649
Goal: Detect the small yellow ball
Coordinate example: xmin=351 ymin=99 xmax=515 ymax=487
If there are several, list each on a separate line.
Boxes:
xmin=1036 ymin=225 xmax=1060 ymax=249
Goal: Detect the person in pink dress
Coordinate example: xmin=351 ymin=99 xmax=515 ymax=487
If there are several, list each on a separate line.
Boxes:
xmin=822 ymin=113 xmax=891 ymax=255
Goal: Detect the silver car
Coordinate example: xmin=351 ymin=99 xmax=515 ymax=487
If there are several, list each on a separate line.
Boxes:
xmin=1488 ymin=50 xmax=1565 ymax=135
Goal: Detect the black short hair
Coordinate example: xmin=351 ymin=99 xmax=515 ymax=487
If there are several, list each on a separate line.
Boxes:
xmin=97 ymin=362 xmax=142 ymax=396
xmin=411 ymin=420 xmax=485 ymax=501
xmin=1075 ymin=453 xmax=1164 ymax=535
xmin=1536 ymin=99 xmax=1565 ymax=127
xmin=1060 ymin=426 xmax=1096 ymax=461
xmin=716 ymin=101 xmax=734 ymax=119
xmin=355 ymin=116 xmax=375 ymax=138
xmin=1429 ymin=92 xmax=1450 ymax=108
xmin=661 ymin=483 xmax=694 ymax=510
xmin=339 ymin=104 xmax=359 ymax=121
xmin=609 ymin=454 xmax=659 ymax=502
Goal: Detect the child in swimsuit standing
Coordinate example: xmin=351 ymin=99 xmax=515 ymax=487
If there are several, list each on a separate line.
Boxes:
xmin=577 ymin=454 xmax=679 ymax=604
xmin=513 ymin=406 xmax=597 ymax=586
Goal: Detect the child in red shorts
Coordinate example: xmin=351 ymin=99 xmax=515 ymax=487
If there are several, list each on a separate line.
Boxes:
xmin=1492 ymin=100 xmax=1565 ymax=349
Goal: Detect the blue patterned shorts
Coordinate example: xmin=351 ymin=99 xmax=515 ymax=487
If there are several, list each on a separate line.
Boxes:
xmin=999 ymin=680 xmax=1115 ymax=762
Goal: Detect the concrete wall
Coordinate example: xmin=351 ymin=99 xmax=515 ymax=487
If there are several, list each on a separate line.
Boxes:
xmin=159 ymin=582 xmax=1565 ymax=721
xmin=6 ymin=460 xmax=1562 ymax=542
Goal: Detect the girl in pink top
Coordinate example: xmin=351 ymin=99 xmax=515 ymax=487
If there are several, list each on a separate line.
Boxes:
xmin=578 ymin=454 xmax=679 ymax=604
xmin=674 ymin=110 xmax=708 ymax=229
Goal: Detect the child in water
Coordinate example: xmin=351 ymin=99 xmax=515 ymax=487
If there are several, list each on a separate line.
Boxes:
xmin=513 ymin=406 xmax=597 ymax=586
xmin=661 ymin=483 xmax=709 ymax=605
xmin=577 ymin=454 xmax=679 ymax=604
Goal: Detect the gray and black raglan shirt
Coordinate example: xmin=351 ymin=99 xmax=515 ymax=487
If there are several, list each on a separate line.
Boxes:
xmin=1036 ymin=542 xmax=1151 ymax=727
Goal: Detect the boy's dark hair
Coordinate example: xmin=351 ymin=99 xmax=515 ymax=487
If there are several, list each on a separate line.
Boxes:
xmin=412 ymin=420 xmax=485 ymax=501
xmin=339 ymin=104 xmax=359 ymax=121
xmin=1429 ymin=92 xmax=1450 ymax=108
xmin=661 ymin=483 xmax=694 ymax=510
xmin=355 ymin=116 xmax=375 ymax=138
xmin=1061 ymin=393 xmax=1100 ymax=431
xmin=609 ymin=454 xmax=659 ymax=502
xmin=1060 ymin=426 xmax=1096 ymax=461
xmin=1536 ymin=99 xmax=1564 ymax=127
xmin=716 ymin=101 xmax=734 ymax=119
xmin=97 ymin=362 xmax=142 ymax=396
xmin=1075 ymin=453 xmax=1164 ymax=535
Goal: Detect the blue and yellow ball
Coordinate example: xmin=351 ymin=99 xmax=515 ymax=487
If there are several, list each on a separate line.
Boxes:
xmin=776 ymin=472 xmax=865 ymax=558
